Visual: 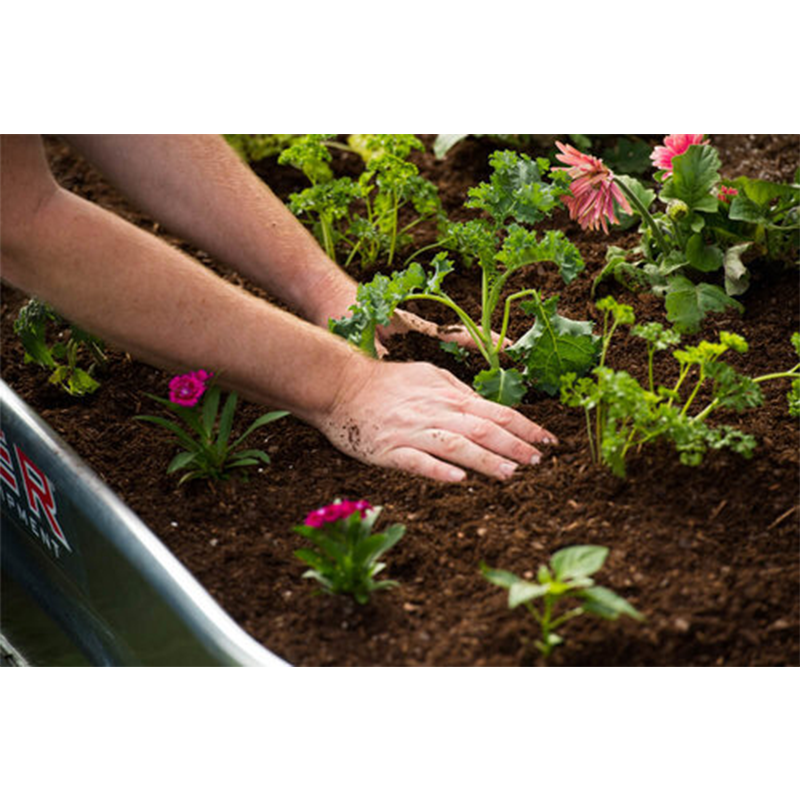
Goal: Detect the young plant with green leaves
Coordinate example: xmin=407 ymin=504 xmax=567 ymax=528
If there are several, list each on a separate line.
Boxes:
xmin=136 ymin=370 xmax=289 ymax=484
xmin=293 ymin=500 xmax=406 ymax=605
xmin=278 ymin=134 xmax=445 ymax=269
xmin=560 ymin=298 xmax=800 ymax=477
xmin=583 ymin=135 xmax=800 ymax=333
xmin=14 ymin=298 xmax=106 ymax=396
xmin=331 ymin=150 xmax=601 ymax=406
xmin=482 ymin=545 xmax=643 ymax=659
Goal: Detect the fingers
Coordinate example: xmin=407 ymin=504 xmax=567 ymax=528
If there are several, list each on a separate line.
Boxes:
xmin=427 ymin=415 xmax=544 ymax=468
xmin=386 ymin=447 xmax=467 ymax=483
xmin=459 ymin=392 xmax=559 ymax=446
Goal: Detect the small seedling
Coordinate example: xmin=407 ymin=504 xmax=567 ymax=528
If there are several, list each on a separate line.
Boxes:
xmin=482 ymin=545 xmax=643 ymax=659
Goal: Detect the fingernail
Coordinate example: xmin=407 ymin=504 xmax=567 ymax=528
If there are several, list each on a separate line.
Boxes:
xmin=541 ymin=436 xmax=558 ymax=446
xmin=499 ymin=462 xmax=517 ymax=479
xmin=448 ymin=468 xmax=466 ymax=482
xmin=530 ymin=453 xmax=541 ymax=466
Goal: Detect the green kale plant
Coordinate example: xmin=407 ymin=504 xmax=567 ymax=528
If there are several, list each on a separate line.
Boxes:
xmin=482 ymin=545 xmax=643 ymax=659
xmin=560 ymin=297 xmax=800 ymax=477
xmin=278 ymin=134 xmax=445 ymax=269
xmin=593 ymin=138 xmax=799 ymax=333
xmin=293 ymin=500 xmax=406 ymax=605
xmin=14 ymin=298 xmax=106 ymax=396
xmin=136 ymin=370 xmax=289 ymax=484
xmin=330 ymin=150 xmax=600 ymax=406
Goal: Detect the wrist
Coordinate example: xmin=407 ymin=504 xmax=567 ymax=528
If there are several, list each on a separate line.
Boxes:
xmin=303 ymin=269 xmax=358 ymax=329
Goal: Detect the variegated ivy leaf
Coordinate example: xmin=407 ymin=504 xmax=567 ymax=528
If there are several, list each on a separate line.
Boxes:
xmin=507 ymin=295 xmax=600 ymax=396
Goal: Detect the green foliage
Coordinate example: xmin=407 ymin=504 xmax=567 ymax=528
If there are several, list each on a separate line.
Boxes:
xmin=560 ymin=301 xmax=800 ymax=477
xmin=507 ymin=294 xmax=601 ymax=396
xmin=14 ymin=299 xmax=105 ymax=396
xmin=664 ymin=276 xmax=744 ymax=334
xmin=329 ymin=150 xmax=595 ymax=405
xmin=279 ymin=134 xmax=445 ymax=268
xmin=482 ymin=545 xmax=643 ymax=659
xmin=224 ymin=134 xmax=298 ymax=163
xmin=136 ymin=383 xmax=289 ymax=484
xmin=293 ymin=506 xmax=406 ymax=605
xmin=597 ymin=142 xmax=799 ymax=331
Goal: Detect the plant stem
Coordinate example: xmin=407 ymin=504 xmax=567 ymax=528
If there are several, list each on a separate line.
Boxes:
xmin=614 ymin=177 xmax=671 ymax=256
xmin=408 ymin=293 xmax=492 ymax=365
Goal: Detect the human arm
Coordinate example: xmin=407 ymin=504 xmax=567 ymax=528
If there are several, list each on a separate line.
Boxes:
xmin=59 ymin=134 xmax=494 ymax=352
xmin=0 ymin=135 xmax=555 ymax=482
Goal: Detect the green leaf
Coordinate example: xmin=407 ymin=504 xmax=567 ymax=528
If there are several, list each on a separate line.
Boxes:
xmin=134 ymin=415 xmax=199 ymax=452
xmin=481 ymin=563 xmax=521 ymax=590
xmin=466 ymin=150 xmax=562 ymax=226
xmin=550 ymin=545 xmax=608 ymax=581
xmin=202 ymin=385 xmax=221 ymax=438
xmin=216 ymin=391 xmax=238 ymax=452
xmin=664 ymin=277 xmax=744 ymax=333
xmin=660 ymin=145 xmax=721 ymax=214
xmin=685 ymin=233 xmax=723 ymax=273
xmin=167 ymin=451 xmax=198 ymax=473
xmin=231 ymin=410 xmax=289 ymax=449
xmin=473 ymin=368 xmax=527 ymax=406
xmin=508 ymin=295 xmax=600 ymax=396
xmin=508 ymin=581 xmax=549 ymax=609
xmin=66 ymin=368 xmax=100 ymax=396
xmin=580 ymin=585 xmax=644 ymax=621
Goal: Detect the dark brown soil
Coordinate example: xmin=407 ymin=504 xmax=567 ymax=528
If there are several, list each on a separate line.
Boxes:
xmin=2 ymin=134 xmax=799 ymax=666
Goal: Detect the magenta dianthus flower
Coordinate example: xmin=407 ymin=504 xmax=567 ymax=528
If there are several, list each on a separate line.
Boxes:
xmin=650 ymin=134 xmax=710 ymax=179
xmin=304 ymin=499 xmax=373 ymax=528
xmin=554 ymin=141 xmax=632 ymax=234
xmin=169 ymin=372 xmax=209 ymax=407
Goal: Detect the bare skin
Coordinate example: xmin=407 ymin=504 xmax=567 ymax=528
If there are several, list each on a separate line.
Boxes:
xmin=0 ymin=134 xmax=556 ymax=482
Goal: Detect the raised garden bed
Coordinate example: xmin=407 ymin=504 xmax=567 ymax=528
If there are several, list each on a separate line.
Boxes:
xmin=2 ymin=134 xmax=798 ymax=666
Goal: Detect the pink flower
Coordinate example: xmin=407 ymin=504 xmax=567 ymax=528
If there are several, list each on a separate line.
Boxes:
xmin=650 ymin=134 xmax=710 ymax=178
xmin=717 ymin=185 xmax=738 ymax=203
xmin=169 ymin=372 xmax=208 ymax=407
xmin=304 ymin=499 xmax=373 ymax=528
xmin=554 ymin=141 xmax=632 ymax=234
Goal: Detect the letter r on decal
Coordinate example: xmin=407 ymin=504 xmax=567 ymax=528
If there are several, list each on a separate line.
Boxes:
xmin=14 ymin=445 xmax=71 ymax=551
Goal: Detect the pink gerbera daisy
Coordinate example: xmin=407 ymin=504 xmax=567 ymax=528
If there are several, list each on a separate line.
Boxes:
xmin=650 ymin=134 xmax=710 ymax=179
xmin=554 ymin=141 xmax=632 ymax=234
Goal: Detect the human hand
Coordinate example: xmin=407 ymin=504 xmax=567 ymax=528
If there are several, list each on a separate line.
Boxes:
xmin=316 ymin=358 xmax=556 ymax=482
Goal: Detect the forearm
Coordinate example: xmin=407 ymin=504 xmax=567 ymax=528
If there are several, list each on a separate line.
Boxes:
xmin=2 ymin=184 xmax=366 ymax=424
xmin=61 ymin=134 xmax=357 ymax=326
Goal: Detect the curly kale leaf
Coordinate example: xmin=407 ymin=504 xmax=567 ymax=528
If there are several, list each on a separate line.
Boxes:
xmin=14 ymin=299 xmax=60 ymax=367
xmin=465 ymin=150 xmax=565 ymax=227
xmin=497 ymin=226 xmax=585 ymax=285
